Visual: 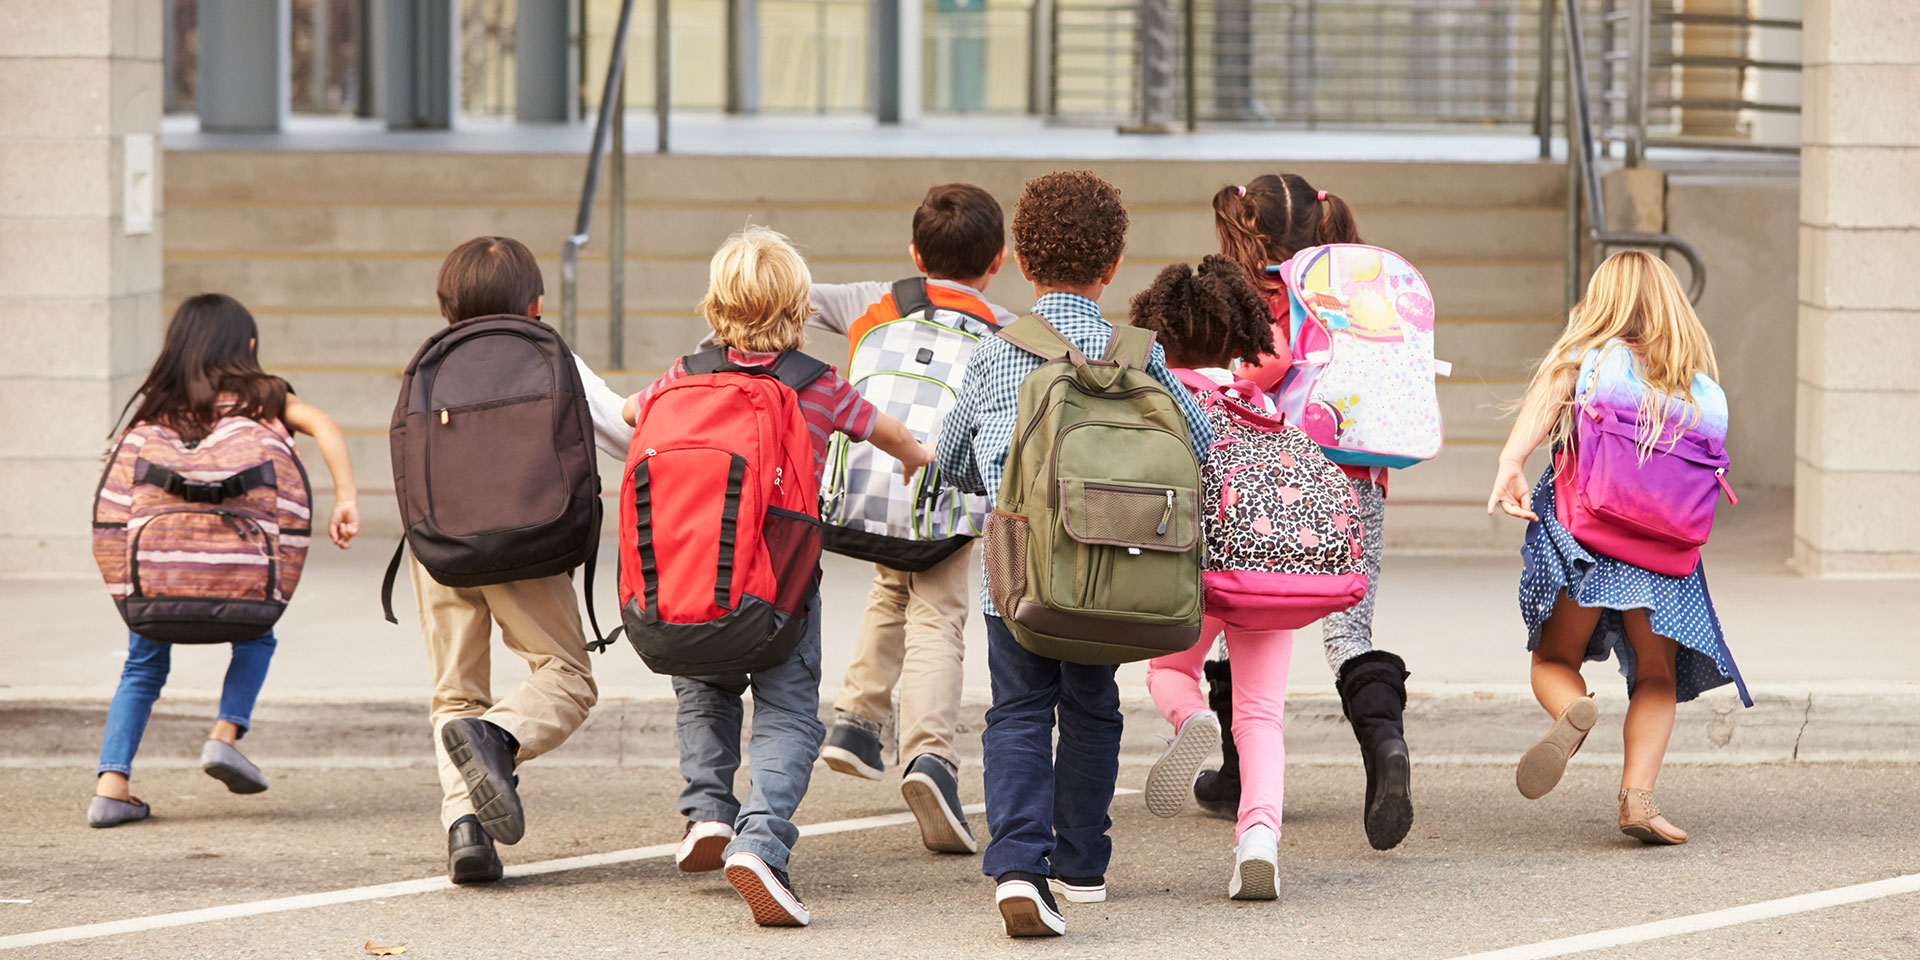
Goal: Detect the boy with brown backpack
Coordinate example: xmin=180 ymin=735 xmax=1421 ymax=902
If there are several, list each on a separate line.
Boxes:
xmin=386 ymin=236 xmax=633 ymax=884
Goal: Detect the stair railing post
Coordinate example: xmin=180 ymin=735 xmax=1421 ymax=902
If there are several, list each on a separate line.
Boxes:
xmin=1535 ymin=0 xmax=1555 ymax=159
xmin=610 ymin=79 xmax=626 ymax=370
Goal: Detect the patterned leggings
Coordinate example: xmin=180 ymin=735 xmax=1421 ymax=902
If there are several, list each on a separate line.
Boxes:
xmin=1318 ymin=476 xmax=1385 ymax=674
xmin=1216 ymin=475 xmax=1384 ymax=675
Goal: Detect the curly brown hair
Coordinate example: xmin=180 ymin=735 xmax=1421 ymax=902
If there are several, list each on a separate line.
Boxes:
xmin=1012 ymin=170 xmax=1129 ymax=288
xmin=1128 ymin=254 xmax=1274 ymax=367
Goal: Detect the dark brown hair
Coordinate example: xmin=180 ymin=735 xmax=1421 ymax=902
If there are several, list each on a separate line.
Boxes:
xmin=436 ymin=236 xmax=545 ymax=323
xmin=1213 ymin=173 xmax=1361 ymax=292
xmin=1012 ymin=170 xmax=1129 ymax=287
xmin=912 ymin=183 xmax=1005 ymax=280
xmin=115 ymin=293 xmax=290 ymax=443
xmin=1129 ymin=255 xmax=1274 ymax=367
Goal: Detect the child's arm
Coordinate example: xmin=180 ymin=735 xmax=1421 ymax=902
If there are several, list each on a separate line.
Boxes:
xmin=808 ymin=281 xmax=889 ymax=338
xmin=280 ymin=396 xmax=359 ymax=548
xmin=573 ymin=357 xmax=636 ymax=457
xmin=1487 ymin=367 xmax=1575 ymax=522
xmin=1144 ymin=346 xmax=1218 ymax=462
xmin=867 ymin=413 xmax=937 ymax=486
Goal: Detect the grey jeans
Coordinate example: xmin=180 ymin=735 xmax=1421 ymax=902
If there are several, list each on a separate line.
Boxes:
xmin=671 ymin=590 xmax=825 ymax=871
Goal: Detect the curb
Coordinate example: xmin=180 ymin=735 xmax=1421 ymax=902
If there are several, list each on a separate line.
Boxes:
xmin=6 ymin=687 xmax=1915 ymax=769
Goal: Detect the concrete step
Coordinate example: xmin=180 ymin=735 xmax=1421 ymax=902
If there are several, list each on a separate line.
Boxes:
xmin=167 ymin=151 xmax=1569 ymax=210
xmin=168 ymin=202 xmax=1567 ymax=264
xmin=167 ymin=253 xmax=1565 ymax=326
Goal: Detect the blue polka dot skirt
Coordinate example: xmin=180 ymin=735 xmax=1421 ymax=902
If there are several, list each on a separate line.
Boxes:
xmin=1519 ymin=464 xmax=1751 ymax=706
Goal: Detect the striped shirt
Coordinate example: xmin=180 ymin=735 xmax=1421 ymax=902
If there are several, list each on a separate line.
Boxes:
xmin=641 ymin=348 xmax=878 ymax=477
xmin=935 ymin=292 xmax=1217 ymax=616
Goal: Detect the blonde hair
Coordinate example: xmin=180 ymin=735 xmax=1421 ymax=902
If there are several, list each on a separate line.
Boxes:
xmin=1518 ymin=250 xmax=1719 ymax=457
xmin=697 ymin=225 xmax=812 ymax=353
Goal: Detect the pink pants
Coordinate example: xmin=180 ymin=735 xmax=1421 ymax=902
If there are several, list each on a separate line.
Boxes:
xmin=1145 ymin=615 xmax=1293 ymax=838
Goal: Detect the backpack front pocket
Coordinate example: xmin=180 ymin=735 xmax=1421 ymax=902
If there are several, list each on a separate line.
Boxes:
xmin=1055 ymin=480 xmax=1199 ymax=618
xmin=426 ymin=395 xmax=568 ymax=537
xmin=129 ymin=509 xmax=274 ymax=602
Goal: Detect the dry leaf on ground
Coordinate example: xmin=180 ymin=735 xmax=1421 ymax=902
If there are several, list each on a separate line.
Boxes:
xmin=363 ymin=941 xmax=407 ymax=956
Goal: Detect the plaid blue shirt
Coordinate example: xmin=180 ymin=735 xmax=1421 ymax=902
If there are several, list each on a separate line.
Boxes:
xmin=936 ymin=292 xmax=1216 ymax=616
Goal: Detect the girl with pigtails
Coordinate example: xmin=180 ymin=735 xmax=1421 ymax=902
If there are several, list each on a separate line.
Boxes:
xmin=1192 ymin=174 xmax=1415 ymax=853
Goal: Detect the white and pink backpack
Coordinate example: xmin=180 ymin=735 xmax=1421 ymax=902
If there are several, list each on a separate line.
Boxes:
xmin=1176 ymin=370 xmax=1368 ymax=630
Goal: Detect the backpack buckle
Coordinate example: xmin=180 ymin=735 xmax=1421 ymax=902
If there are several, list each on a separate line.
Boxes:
xmin=175 ymin=474 xmax=247 ymax=503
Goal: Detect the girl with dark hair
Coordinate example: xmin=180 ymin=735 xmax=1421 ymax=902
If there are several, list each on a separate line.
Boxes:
xmin=1199 ymin=175 xmax=1416 ymax=854
xmin=88 ymin=293 xmax=360 ymax=828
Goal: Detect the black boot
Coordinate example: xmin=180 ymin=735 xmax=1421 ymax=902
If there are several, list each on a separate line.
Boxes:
xmin=1338 ymin=650 xmax=1412 ymax=851
xmin=1192 ymin=659 xmax=1241 ymax=818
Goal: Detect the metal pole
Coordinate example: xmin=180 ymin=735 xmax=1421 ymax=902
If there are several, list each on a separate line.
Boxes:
xmin=1563 ymin=0 xmax=1582 ymax=310
xmin=1534 ymin=0 xmax=1554 ymax=159
xmin=610 ymin=81 xmax=627 ymax=370
xmin=1625 ymin=0 xmax=1648 ymax=166
xmin=1183 ymin=0 xmax=1196 ymax=131
xmin=656 ymin=0 xmax=671 ymax=152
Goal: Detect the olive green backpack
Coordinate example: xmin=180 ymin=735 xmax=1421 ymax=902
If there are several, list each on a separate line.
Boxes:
xmin=982 ymin=315 xmax=1204 ymax=664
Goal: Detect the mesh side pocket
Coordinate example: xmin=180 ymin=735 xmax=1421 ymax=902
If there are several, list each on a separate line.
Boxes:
xmin=763 ymin=507 xmax=822 ymax=618
xmin=984 ymin=511 xmax=1030 ymax=615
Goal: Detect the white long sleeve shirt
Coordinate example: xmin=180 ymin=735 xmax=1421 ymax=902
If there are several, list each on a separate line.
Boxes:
xmin=573 ymin=356 xmax=634 ymax=458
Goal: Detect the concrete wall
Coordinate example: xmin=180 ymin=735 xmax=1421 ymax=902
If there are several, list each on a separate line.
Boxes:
xmin=0 ymin=1 xmax=165 ymax=574
xmin=1666 ymin=175 xmax=1801 ymax=490
xmin=1794 ymin=0 xmax=1920 ymax=576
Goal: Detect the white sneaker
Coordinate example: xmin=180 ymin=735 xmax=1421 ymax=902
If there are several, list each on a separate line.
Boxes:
xmin=676 ymin=820 xmax=734 ymax=873
xmin=1145 ymin=710 xmax=1220 ymax=818
xmin=1228 ymin=824 xmax=1279 ymax=901
xmin=724 ymin=852 xmax=810 ymax=927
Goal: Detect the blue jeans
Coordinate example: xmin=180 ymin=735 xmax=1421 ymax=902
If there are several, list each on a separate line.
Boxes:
xmin=980 ymin=615 xmax=1123 ymax=880
xmin=671 ymin=591 xmax=824 ymax=872
xmin=96 ymin=631 xmax=277 ymax=777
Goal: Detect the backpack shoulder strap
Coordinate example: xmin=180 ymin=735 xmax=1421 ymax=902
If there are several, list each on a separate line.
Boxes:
xmin=890 ymin=277 xmax=933 ymax=320
xmin=1104 ymin=324 xmax=1157 ymax=370
xmin=681 ymin=346 xmax=730 ymax=376
xmin=995 ymin=315 xmax=1075 ymax=362
xmin=766 ymin=350 xmax=831 ymax=393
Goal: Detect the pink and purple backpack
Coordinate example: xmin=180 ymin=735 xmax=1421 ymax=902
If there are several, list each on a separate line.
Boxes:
xmin=1553 ymin=342 xmax=1735 ymax=577
xmin=1176 ymin=370 xmax=1368 ymax=630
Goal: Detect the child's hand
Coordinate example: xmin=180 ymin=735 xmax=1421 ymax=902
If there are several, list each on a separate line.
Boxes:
xmin=328 ymin=499 xmax=360 ymax=548
xmin=897 ymin=441 xmax=936 ymax=486
xmin=1486 ymin=460 xmax=1537 ymax=522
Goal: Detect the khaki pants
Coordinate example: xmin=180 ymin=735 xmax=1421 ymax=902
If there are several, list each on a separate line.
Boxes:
xmin=411 ymin=559 xmax=598 ymax=828
xmin=831 ymin=543 xmax=972 ymax=768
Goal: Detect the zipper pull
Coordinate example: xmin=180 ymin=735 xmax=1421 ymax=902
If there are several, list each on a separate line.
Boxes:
xmin=1715 ymin=467 xmax=1738 ymax=505
xmin=1157 ymin=490 xmax=1174 ymax=536
xmin=440 ymin=409 xmax=449 ymax=425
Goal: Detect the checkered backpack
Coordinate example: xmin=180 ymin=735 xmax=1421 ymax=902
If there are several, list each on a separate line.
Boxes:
xmin=820 ymin=279 xmax=999 ymax=571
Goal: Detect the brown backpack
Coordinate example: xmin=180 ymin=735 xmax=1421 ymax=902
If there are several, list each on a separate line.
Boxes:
xmin=380 ymin=315 xmax=606 ymax=633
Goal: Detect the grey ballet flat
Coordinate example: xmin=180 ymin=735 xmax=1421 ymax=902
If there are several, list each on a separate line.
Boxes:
xmin=201 ymin=739 xmax=269 ymax=794
xmin=88 ymin=795 xmax=151 ymax=828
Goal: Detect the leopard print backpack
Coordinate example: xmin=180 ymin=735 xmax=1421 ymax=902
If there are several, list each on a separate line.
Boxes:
xmin=1174 ymin=370 xmax=1368 ymax=630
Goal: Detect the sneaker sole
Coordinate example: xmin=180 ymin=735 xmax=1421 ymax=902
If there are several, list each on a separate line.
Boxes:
xmin=996 ymin=886 xmax=1065 ymax=937
xmin=1364 ymin=746 xmax=1413 ymax=851
xmin=724 ymin=857 xmax=810 ymax=926
xmin=821 ymin=745 xmax=885 ymax=781
xmin=1516 ymin=697 xmax=1599 ymax=800
xmin=442 ymin=724 xmax=525 ymax=845
xmin=901 ymin=773 xmax=978 ymax=854
xmin=449 ymin=846 xmax=502 ymax=885
xmin=1046 ymin=878 xmax=1108 ymax=904
xmin=1229 ymin=856 xmax=1278 ymax=901
xmin=1145 ymin=712 xmax=1220 ymax=818
xmin=676 ymin=833 xmax=730 ymax=873
xmin=202 ymin=761 xmax=268 ymax=795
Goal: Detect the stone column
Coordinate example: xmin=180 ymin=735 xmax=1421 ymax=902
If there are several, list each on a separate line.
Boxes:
xmin=0 ymin=0 xmax=165 ymax=573
xmin=1795 ymin=0 xmax=1920 ymax=575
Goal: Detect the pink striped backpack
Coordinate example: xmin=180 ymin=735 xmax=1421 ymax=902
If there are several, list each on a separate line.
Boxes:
xmin=1176 ymin=370 xmax=1368 ymax=630
xmin=93 ymin=417 xmax=312 ymax=643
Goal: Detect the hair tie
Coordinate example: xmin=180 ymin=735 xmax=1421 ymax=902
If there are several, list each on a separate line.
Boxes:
xmin=1316 ymin=189 xmax=1328 ymax=202
xmin=1236 ymin=185 xmax=1246 ymax=198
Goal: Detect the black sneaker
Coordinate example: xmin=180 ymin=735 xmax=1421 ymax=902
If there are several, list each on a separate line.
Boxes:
xmin=995 ymin=871 xmax=1065 ymax=937
xmin=900 ymin=755 xmax=977 ymax=854
xmin=820 ymin=718 xmax=885 ymax=781
xmin=1047 ymin=873 xmax=1108 ymax=903
xmin=441 ymin=718 xmax=524 ymax=845
xmin=448 ymin=815 xmax=502 ymax=885
xmin=724 ymin=852 xmax=809 ymax=926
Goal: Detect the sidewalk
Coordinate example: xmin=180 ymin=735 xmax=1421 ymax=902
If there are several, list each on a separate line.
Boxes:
xmin=6 ymin=490 xmax=1917 ymax=765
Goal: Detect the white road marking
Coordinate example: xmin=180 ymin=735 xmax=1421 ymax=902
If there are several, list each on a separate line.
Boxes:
xmin=1446 ymin=872 xmax=1920 ymax=960
xmin=0 ymin=791 xmax=1138 ymax=951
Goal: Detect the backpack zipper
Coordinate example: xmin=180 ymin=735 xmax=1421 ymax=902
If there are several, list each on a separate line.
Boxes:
xmin=1158 ymin=489 xmax=1174 ymax=536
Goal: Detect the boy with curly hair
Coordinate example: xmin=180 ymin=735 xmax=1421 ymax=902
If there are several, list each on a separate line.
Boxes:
xmin=935 ymin=171 xmax=1214 ymax=937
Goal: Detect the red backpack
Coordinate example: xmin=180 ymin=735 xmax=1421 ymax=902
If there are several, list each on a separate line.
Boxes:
xmin=616 ymin=348 xmax=828 ymax=675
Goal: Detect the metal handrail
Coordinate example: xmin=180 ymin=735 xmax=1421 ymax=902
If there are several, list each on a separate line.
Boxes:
xmin=1559 ymin=0 xmax=1705 ymax=304
xmin=559 ymin=0 xmax=640 ymax=363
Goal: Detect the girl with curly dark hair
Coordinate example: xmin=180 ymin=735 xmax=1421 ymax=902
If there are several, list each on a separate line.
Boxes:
xmin=1199 ymin=174 xmax=1415 ymax=855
